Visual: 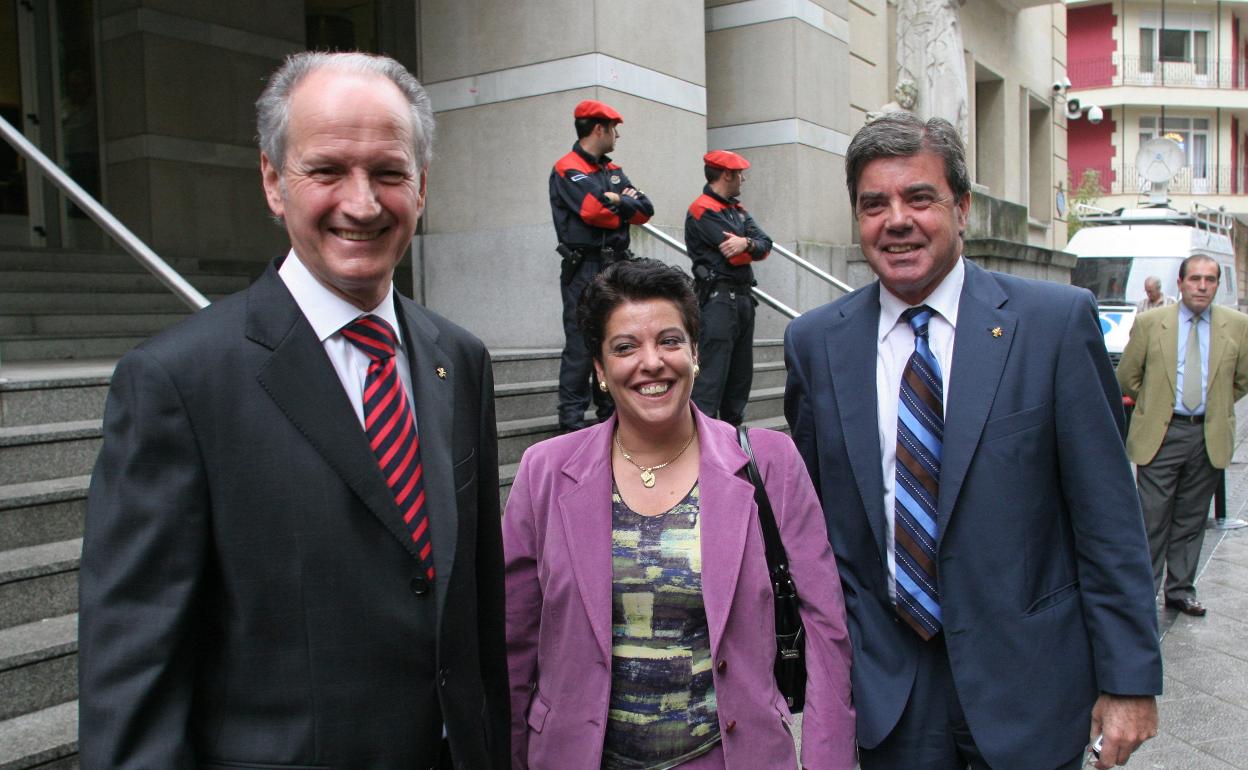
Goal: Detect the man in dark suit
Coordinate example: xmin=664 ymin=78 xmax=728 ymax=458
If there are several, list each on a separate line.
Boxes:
xmin=784 ymin=113 xmax=1161 ymax=770
xmin=78 ymin=52 xmax=508 ymax=769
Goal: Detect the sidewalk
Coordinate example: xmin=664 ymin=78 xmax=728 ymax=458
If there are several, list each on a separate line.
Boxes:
xmin=1130 ymin=400 xmax=1248 ymax=769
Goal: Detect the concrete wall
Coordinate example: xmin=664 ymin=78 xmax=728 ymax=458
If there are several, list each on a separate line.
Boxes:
xmin=96 ymin=1 xmax=298 ymax=262
xmin=419 ymin=0 xmax=707 ymax=348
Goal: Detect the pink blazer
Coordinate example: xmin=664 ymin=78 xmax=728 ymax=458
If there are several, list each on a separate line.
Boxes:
xmin=503 ymin=408 xmax=855 ymax=769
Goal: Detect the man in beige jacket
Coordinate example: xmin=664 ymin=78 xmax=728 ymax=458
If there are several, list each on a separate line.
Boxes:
xmin=1118 ymin=255 xmax=1248 ymax=616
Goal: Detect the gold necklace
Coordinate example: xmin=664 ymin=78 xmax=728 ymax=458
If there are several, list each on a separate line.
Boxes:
xmin=615 ymin=430 xmax=696 ymax=488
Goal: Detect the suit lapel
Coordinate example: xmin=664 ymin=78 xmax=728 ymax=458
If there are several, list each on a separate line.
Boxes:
xmin=251 ymin=266 xmax=419 ymax=559
xmin=1155 ymin=306 xmax=1178 ymax=393
xmin=1206 ymin=306 xmax=1228 ymax=390
xmin=693 ymin=412 xmax=754 ymax=660
xmin=397 ymin=296 xmax=459 ymax=612
xmin=825 ymin=286 xmax=889 ymax=560
xmin=939 ymin=262 xmax=1015 ymax=540
xmin=556 ymin=422 xmax=616 ymax=662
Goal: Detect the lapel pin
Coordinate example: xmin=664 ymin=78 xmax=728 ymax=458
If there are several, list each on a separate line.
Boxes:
xmin=991 ymin=327 xmax=1003 ymax=338
xmin=436 ymin=367 xmax=447 ymax=379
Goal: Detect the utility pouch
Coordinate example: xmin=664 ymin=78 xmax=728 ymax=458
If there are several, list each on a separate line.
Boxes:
xmin=557 ymin=244 xmax=583 ymax=286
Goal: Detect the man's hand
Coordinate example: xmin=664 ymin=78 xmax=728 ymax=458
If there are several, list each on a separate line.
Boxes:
xmin=603 ymin=191 xmax=620 ymax=204
xmin=720 ymin=232 xmax=751 ymax=263
xmin=1089 ymin=694 xmax=1157 ymax=768
xmin=603 ymin=187 xmax=638 ymax=207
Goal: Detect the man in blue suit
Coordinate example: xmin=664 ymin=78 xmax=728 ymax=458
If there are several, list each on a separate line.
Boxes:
xmin=784 ymin=113 xmax=1162 ymax=769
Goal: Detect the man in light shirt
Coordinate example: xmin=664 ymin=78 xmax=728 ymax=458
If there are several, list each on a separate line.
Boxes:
xmin=1136 ymin=275 xmax=1176 ymax=314
xmin=79 ymin=52 xmax=508 ymax=768
xmin=784 ymin=112 xmax=1161 ymax=770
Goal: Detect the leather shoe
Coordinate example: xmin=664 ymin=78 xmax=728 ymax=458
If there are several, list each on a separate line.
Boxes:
xmin=1165 ymin=597 xmax=1207 ymax=616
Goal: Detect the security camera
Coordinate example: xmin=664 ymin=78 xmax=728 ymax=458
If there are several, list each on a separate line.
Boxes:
xmin=1065 ymin=98 xmax=1082 ymax=120
xmin=1062 ymin=76 xmax=1072 ymax=90
xmin=1052 ymin=79 xmax=1064 ymax=94
xmin=1086 ymin=105 xmax=1104 ymax=124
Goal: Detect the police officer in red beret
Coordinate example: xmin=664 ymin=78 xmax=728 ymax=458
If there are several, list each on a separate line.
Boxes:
xmin=549 ymin=99 xmax=655 ymax=432
xmin=684 ymin=150 xmax=773 ymax=426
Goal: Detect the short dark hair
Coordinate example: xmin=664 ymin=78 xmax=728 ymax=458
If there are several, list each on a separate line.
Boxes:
xmin=704 ymin=165 xmax=726 ymax=184
xmin=575 ymin=117 xmax=615 ymax=140
xmin=1179 ymin=254 xmax=1220 ymax=281
xmin=845 ymin=112 xmax=970 ymax=208
xmin=577 ymin=258 xmax=701 ymax=362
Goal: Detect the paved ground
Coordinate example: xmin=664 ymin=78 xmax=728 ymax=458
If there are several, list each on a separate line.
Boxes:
xmin=1130 ymin=400 xmax=1248 ymax=769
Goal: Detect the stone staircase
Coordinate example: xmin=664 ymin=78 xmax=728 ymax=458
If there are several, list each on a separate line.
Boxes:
xmin=0 ymin=246 xmax=794 ymax=768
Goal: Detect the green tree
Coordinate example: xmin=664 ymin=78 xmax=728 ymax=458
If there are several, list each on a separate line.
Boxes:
xmin=1065 ymin=169 xmax=1106 ymax=240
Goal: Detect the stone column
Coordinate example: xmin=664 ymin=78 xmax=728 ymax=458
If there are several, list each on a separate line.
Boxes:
xmin=97 ymin=1 xmax=300 ymax=263
xmin=418 ymin=0 xmax=707 ymax=348
xmin=704 ymin=0 xmax=856 ymax=335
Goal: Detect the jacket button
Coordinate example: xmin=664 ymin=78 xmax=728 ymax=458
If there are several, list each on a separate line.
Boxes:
xmin=725 ymin=720 xmax=736 ymax=733
xmin=410 ymin=575 xmax=430 ymax=596
xmin=439 ymin=667 xmax=450 ymax=687
xmin=716 ymin=660 xmax=727 ymax=673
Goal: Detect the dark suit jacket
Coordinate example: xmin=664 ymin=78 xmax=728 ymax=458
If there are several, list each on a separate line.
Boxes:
xmin=79 ymin=259 xmax=508 ymax=769
xmin=784 ymin=260 xmax=1162 ymax=770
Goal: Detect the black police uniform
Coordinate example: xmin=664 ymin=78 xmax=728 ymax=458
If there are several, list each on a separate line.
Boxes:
xmin=549 ymin=142 xmax=654 ymax=430
xmin=684 ymin=184 xmax=772 ymax=425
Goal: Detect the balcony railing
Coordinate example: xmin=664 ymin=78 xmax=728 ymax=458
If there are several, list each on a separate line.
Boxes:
xmin=1069 ymin=54 xmax=1248 ymax=90
xmin=1070 ymin=164 xmax=1248 ymax=196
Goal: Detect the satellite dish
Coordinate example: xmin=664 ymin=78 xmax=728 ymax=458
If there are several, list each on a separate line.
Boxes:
xmin=1135 ymin=138 xmax=1186 ymax=204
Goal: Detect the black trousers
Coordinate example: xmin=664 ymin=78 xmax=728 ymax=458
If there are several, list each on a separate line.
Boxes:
xmin=692 ymin=286 xmax=754 ymax=426
xmin=558 ymin=258 xmax=612 ymax=428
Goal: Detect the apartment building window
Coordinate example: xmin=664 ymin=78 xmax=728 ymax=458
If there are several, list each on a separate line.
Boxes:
xmin=1138 ymin=12 xmax=1212 ymax=77
xmin=1140 ymin=116 xmax=1210 ymax=190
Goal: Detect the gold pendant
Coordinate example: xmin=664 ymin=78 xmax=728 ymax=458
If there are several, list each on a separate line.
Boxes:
xmin=640 ymin=469 xmax=656 ymax=488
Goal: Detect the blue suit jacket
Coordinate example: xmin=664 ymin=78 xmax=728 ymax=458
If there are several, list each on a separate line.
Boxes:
xmin=784 ymin=260 xmax=1162 ymax=770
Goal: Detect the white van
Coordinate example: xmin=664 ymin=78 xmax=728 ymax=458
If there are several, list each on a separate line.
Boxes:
xmin=1067 ymin=205 xmax=1238 ymax=367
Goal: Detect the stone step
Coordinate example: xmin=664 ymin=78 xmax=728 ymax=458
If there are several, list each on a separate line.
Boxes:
xmin=0 ymin=247 xmax=200 ymax=274
xmin=0 ymin=700 xmax=77 ymax=770
xmin=491 ymin=348 xmax=560 ymax=386
xmin=0 ymin=540 xmax=81 ymax=630
xmin=0 ymin=334 xmax=146 ymax=362
xmin=0 ymin=292 xmax=224 ymax=314
xmin=0 ymin=478 xmax=89 ymax=554
xmin=0 ymin=614 xmax=77 ymax=722
xmin=0 ymin=422 xmax=101 ymax=486
xmin=0 ymin=268 xmax=249 ymax=294
xmin=0 ymin=312 xmax=188 ymax=337
xmin=495 ymin=380 xmax=558 ymax=423
xmin=752 ymin=360 xmax=787 ymax=390
xmin=0 ymin=375 xmax=111 ymax=429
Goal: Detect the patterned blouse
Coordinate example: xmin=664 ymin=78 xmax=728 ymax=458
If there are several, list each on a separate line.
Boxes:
xmin=601 ymin=482 xmax=721 ymax=770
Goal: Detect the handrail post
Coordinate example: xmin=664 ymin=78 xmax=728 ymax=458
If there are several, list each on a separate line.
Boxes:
xmin=0 ymin=114 xmax=210 ymax=311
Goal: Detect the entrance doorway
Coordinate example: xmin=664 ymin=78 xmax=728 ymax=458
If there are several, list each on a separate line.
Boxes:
xmin=0 ymin=0 xmax=102 ymax=249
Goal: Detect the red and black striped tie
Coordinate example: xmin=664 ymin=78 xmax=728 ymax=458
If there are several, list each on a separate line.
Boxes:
xmin=342 ymin=315 xmax=434 ymax=580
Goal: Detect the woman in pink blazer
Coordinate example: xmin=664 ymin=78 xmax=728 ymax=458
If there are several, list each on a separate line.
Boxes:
xmin=503 ymin=259 xmax=855 ymax=769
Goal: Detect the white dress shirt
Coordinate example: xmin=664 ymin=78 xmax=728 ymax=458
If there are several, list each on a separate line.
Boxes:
xmin=278 ymin=250 xmax=416 ymax=428
xmin=876 ymin=257 xmax=963 ymax=598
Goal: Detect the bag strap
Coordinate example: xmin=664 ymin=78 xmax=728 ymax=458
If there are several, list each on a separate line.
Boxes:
xmin=736 ymin=425 xmax=789 ymax=574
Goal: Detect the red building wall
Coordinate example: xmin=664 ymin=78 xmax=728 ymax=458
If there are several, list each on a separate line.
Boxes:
xmin=1068 ymin=4 xmax=1117 ymax=88
xmin=1069 ymin=110 xmax=1117 ymax=192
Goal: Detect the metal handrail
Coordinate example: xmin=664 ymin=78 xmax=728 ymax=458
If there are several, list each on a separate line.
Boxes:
xmin=0 ymin=115 xmax=209 ymax=310
xmin=641 ymin=222 xmax=798 ymax=319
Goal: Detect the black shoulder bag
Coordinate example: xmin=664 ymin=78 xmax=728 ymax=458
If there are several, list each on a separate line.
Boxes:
xmin=736 ymin=425 xmax=807 ymax=712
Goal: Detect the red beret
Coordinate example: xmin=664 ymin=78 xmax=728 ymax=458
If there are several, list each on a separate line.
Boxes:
xmin=574 ymin=99 xmax=623 ymax=122
xmin=703 ymin=150 xmax=750 ymax=171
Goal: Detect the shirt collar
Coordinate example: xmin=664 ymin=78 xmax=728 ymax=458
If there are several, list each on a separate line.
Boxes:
xmin=1178 ymin=301 xmax=1211 ymax=325
xmin=573 ymin=142 xmax=610 ymax=166
xmin=277 ymin=249 xmax=403 ymax=347
xmin=702 ymin=184 xmax=739 ymax=207
xmin=878 ymin=257 xmax=965 ymax=343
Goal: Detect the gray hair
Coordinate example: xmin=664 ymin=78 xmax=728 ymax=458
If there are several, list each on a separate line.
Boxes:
xmin=845 ymin=112 xmax=970 ymax=208
xmin=256 ymin=51 xmax=435 ymax=174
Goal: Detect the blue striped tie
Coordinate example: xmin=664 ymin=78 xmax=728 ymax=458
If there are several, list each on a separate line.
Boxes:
xmin=895 ymin=306 xmax=942 ymax=640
